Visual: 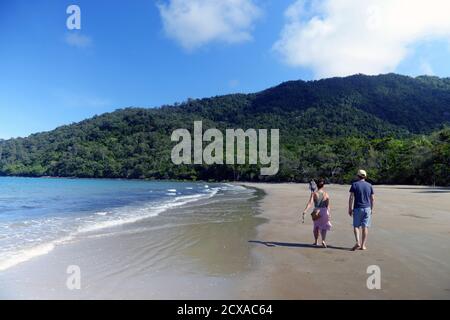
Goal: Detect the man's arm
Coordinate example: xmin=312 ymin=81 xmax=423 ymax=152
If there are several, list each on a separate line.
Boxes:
xmin=370 ymin=194 xmax=375 ymax=212
xmin=348 ymin=192 xmax=354 ymax=216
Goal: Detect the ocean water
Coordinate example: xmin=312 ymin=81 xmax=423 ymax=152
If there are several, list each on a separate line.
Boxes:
xmin=0 ymin=177 xmax=241 ymax=272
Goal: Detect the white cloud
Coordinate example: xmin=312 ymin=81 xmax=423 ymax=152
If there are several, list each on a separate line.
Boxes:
xmin=157 ymin=0 xmax=262 ymax=50
xmin=420 ymin=60 xmax=434 ymax=75
xmin=274 ymin=0 xmax=450 ymax=78
xmin=64 ymin=33 xmax=92 ymax=48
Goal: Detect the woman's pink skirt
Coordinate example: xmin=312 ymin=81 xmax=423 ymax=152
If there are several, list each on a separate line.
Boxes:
xmin=313 ymin=207 xmax=332 ymax=231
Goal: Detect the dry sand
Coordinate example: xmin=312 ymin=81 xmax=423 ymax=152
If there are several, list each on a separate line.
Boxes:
xmin=239 ymin=183 xmax=450 ymax=299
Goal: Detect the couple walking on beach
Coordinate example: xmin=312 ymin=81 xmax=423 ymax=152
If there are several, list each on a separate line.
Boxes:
xmin=302 ymin=169 xmax=375 ymax=251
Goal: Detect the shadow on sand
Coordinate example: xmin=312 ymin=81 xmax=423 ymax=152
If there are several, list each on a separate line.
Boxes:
xmin=249 ymin=240 xmax=351 ymax=251
xmin=390 ymin=187 xmax=450 ymax=193
xmin=415 ymin=190 xmax=450 ymax=194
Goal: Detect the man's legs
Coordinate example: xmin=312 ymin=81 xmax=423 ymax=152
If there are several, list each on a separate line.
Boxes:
xmin=360 ymin=208 xmax=371 ymax=250
xmin=352 ymin=208 xmax=362 ymax=250
xmin=353 ymin=227 xmax=361 ymax=249
xmin=361 ymin=227 xmax=369 ymax=250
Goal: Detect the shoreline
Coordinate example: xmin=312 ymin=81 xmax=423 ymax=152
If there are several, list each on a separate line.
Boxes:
xmin=0 ymin=183 xmax=263 ymax=299
xmin=1 ymin=175 xmax=450 ymax=188
xmin=238 ymin=183 xmax=450 ymax=299
xmin=0 ymin=181 xmax=223 ymax=273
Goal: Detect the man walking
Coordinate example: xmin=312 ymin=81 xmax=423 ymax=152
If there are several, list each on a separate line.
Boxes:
xmin=348 ymin=169 xmax=375 ymax=251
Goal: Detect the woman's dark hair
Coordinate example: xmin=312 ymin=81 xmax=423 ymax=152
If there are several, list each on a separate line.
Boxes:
xmin=316 ymin=178 xmax=326 ymax=189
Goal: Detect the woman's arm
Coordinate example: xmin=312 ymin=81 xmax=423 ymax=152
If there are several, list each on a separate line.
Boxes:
xmin=303 ymin=192 xmax=314 ymax=213
xmin=301 ymin=192 xmax=314 ymax=223
xmin=325 ymin=192 xmax=331 ymax=217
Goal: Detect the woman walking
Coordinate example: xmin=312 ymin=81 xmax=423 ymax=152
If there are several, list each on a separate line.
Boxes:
xmin=302 ymin=179 xmax=332 ymax=248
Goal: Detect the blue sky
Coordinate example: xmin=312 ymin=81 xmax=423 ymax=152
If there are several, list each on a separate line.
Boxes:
xmin=1 ymin=0 xmax=450 ymax=139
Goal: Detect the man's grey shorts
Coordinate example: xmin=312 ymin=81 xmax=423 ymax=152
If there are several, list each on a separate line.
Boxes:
xmin=353 ymin=207 xmax=372 ymax=228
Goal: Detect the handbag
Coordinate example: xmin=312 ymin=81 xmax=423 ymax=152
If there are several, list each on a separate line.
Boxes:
xmin=311 ymin=191 xmax=326 ymax=221
xmin=311 ymin=208 xmax=321 ymax=221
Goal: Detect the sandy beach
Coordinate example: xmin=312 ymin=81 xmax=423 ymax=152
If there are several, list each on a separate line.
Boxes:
xmin=239 ymin=183 xmax=450 ymax=299
xmin=0 ymin=182 xmax=449 ymax=299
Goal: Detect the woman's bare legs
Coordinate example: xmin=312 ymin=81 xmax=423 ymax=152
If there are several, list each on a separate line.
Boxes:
xmin=321 ymin=230 xmax=327 ymax=248
xmin=313 ymin=227 xmax=319 ymax=245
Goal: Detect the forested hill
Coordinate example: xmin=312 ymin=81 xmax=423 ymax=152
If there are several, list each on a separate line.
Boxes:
xmin=1 ymin=73 xmax=449 ymax=185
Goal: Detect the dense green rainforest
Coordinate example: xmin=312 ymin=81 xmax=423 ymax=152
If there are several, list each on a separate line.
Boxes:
xmin=1 ymin=74 xmax=449 ymax=185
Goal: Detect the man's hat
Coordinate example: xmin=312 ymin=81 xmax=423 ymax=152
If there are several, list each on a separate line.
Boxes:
xmin=357 ymin=169 xmax=367 ymax=178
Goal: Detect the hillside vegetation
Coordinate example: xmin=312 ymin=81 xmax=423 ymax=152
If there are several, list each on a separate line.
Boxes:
xmin=1 ymin=74 xmax=449 ymax=185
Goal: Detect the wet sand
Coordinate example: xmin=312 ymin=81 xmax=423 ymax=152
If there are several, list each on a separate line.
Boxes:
xmin=239 ymin=183 xmax=450 ymax=299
